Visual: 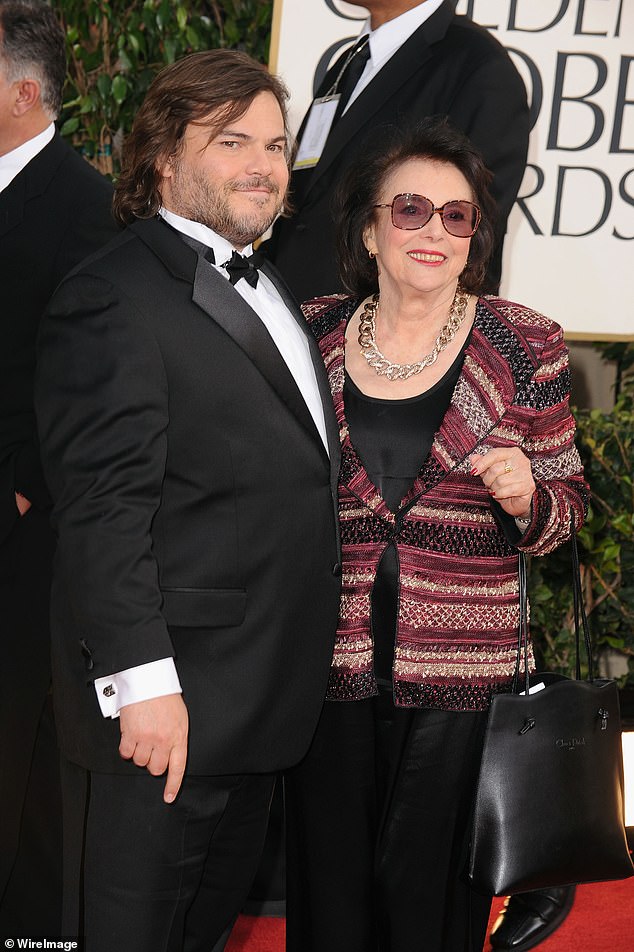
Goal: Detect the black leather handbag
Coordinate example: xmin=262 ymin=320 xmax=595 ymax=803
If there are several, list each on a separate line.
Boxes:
xmin=468 ymin=531 xmax=634 ymax=896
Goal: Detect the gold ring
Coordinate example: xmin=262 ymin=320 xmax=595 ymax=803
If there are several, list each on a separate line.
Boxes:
xmin=504 ymin=462 xmax=513 ymax=474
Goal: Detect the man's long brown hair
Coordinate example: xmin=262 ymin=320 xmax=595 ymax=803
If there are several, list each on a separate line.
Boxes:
xmin=113 ymin=49 xmax=291 ymax=226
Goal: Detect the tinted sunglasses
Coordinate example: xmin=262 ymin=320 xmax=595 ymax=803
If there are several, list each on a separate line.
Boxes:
xmin=373 ymin=193 xmax=481 ymax=238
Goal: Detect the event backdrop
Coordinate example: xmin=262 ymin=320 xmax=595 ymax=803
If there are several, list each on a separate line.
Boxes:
xmin=270 ymin=0 xmax=633 ymax=339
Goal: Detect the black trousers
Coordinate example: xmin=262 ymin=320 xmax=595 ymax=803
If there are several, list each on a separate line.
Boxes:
xmin=62 ymin=760 xmax=274 ymax=952
xmin=285 ymin=693 xmax=492 ymax=952
xmin=0 ymin=508 xmax=62 ymax=936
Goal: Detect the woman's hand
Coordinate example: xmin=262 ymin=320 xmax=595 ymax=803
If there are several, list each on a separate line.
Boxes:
xmin=470 ymin=448 xmax=536 ymax=519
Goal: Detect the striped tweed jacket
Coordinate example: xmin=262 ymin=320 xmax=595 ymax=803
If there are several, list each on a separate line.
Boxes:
xmin=303 ymin=294 xmax=589 ymax=711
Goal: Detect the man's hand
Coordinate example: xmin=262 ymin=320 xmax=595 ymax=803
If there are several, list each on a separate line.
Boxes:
xmin=119 ymin=694 xmax=189 ymax=803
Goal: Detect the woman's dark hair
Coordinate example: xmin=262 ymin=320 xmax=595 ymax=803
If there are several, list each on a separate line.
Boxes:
xmin=113 ymin=50 xmax=291 ymax=226
xmin=335 ymin=116 xmax=497 ymax=296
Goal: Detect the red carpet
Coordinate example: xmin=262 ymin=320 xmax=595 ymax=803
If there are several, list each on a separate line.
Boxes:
xmin=226 ymin=877 xmax=634 ymax=951
xmin=226 ymin=915 xmax=285 ymax=951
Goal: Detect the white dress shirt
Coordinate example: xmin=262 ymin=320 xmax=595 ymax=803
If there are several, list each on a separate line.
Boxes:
xmin=345 ymin=0 xmax=445 ymax=112
xmin=95 ymin=209 xmax=329 ymax=717
xmin=0 ymin=122 xmax=55 ymax=192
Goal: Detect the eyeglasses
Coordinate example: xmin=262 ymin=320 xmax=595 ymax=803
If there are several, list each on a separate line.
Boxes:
xmin=373 ymin=193 xmax=481 ymax=238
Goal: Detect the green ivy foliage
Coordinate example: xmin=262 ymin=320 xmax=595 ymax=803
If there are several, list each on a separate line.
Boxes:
xmin=530 ymin=347 xmax=634 ymax=685
xmin=52 ymin=0 xmax=273 ymax=173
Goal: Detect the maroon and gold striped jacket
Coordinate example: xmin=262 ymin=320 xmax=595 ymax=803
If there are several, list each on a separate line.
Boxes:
xmin=303 ymin=294 xmax=589 ymax=711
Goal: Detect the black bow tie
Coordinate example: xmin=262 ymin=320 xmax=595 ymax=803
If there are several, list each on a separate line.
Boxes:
xmin=222 ymin=250 xmax=260 ymax=288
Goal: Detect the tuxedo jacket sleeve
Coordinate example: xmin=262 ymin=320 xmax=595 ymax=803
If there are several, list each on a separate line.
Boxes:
xmin=0 ymin=133 xmax=118 ymax=542
xmin=34 ymin=218 xmax=341 ymax=775
xmin=266 ymin=1 xmax=530 ymax=299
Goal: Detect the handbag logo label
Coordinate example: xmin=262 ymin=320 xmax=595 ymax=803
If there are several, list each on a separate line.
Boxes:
xmin=556 ymin=737 xmax=586 ymax=750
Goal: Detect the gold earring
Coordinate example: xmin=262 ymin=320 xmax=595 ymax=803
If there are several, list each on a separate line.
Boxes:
xmin=368 ymin=250 xmax=376 ymax=259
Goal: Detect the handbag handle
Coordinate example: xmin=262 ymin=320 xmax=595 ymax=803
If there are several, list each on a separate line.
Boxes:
xmin=570 ymin=524 xmax=594 ymax=681
xmin=511 ymin=512 xmax=593 ymax=694
xmin=512 ymin=548 xmax=531 ymax=695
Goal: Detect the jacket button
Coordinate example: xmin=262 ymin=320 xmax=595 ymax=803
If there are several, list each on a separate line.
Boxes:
xmin=332 ymin=563 xmax=342 ymax=577
xmin=296 ymin=223 xmax=307 ymax=232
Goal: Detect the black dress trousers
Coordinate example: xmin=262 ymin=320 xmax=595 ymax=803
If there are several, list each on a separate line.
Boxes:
xmin=62 ymin=762 xmax=274 ymax=952
xmin=285 ymin=694 xmax=492 ymax=952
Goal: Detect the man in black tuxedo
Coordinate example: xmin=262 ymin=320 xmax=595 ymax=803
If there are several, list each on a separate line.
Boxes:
xmin=266 ymin=0 xmax=530 ymax=298
xmin=35 ymin=49 xmax=341 ymax=952
xmin=0 ymin=0 xmax=117 ymax=935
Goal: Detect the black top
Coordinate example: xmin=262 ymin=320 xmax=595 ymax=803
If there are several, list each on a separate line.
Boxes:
xmin=344 ymin=338 xmax=470 ymax=686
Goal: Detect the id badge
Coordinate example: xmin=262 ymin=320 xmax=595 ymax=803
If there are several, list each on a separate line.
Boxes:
xmin=293 ymin=95 xmax=340 ymax=170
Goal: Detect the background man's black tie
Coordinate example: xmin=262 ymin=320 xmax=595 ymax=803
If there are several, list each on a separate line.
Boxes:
xmin=333 ymin=35 xmax=371 ymax=123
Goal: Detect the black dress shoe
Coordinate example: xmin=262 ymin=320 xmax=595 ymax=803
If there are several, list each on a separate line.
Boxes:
xmin=489 ymin=885 xmax=576 ymax=951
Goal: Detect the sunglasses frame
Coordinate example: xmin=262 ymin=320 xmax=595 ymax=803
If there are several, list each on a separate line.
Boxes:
xmin=374 ymin=193 xmax=481 ymax=237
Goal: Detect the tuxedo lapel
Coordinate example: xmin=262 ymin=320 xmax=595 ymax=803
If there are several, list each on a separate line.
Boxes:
xmin=0 ymin=170 xmax=26 ymax=237
xmin=192 ymin=258 xmax=329 ymax=453
xmin=260 ymin=259 xmax=341 ymax=470
xmin=132 ymin=216 xmax=335 ymax=460
xmin=0 ymin=134 xmax=66 ymax=238
xmin=304 ymin=1 xmax=454 ymax=197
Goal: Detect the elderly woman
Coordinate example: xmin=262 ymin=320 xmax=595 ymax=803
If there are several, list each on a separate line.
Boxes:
xmin=284 ymin=118 xmax=588 ymax=952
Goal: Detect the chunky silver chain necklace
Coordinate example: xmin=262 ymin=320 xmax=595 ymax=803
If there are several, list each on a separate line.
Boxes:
xmin=357 ymin=286 xmax=470 ymax=381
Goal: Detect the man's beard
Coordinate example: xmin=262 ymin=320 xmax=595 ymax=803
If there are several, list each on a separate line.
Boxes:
xmin=167 ymin=164 xmax=284 ymax=247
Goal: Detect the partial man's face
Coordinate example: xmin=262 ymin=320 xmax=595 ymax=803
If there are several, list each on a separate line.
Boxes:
xmin=0 ymin=56 xmax=18 ymax=157
xmin=343 ymin=1 xmax=428 ymax=26
xmin=159 ymin=90 xmax=289 ymax=250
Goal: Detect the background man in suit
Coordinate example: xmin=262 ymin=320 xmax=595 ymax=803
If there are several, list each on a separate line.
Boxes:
xmin=0 ymin=0 xmax=117 ymax=935
xmin=35 ymin=49 xmax=341 ymax=952
xmin=266 ymin=0 xmax=530 ymax=298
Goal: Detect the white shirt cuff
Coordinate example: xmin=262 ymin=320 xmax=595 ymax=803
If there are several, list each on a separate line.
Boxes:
xmin=94 ymin=658 xmax=182 ymax=718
